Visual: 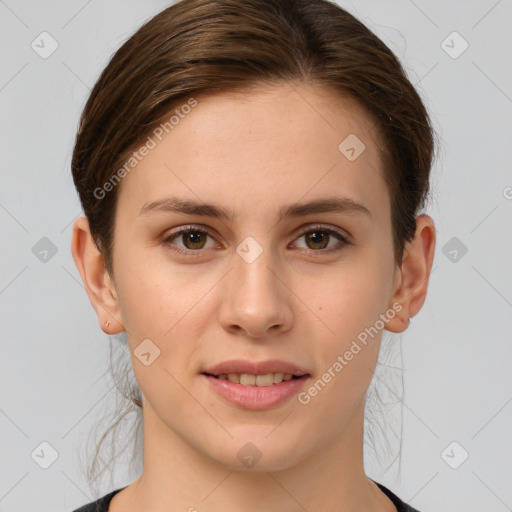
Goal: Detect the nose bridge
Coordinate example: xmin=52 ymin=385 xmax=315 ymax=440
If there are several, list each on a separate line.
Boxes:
xmin=235 ymin=245 xmax=277 ymax=297
xmin=220 ymin=236 xmax=292 ymax=337
xmin=233 ymin=237 xmax=281 ymax=307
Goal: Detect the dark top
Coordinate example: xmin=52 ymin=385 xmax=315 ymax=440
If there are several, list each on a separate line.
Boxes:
xmin=72 ymin=480 xmax=420 ymax=511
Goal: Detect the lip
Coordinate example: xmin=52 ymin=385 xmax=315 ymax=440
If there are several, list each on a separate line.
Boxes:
xmin=203 ymin=359 xmax=309 ymax=376
xmin=203 ymin=374 xmax=310 ymax=410
xmin=202 ymin=359 xmax=311 ymax=410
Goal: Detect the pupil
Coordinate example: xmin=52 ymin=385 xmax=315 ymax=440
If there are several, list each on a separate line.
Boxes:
xmin=308 ymin=231 xmax=328 ymax=249
xmin=185 ymin=231 xmax=205 ymax=249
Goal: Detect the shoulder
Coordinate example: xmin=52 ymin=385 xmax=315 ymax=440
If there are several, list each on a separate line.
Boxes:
xmin=71 ymin=487 xmax=125 ymax=512
xmin=373 ymin=480 xmax=421 ymax=512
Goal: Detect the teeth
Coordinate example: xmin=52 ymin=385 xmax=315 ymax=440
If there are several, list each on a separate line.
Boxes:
xmin=216 ymin=372 xmax=297 ymax=386
xmin=240 ymin=374 xmax=256 ymax=386
xmin=255 ymin=374 xmax=274 ymax=386
xmin=273 ymin=372 xmax=284 ymax=384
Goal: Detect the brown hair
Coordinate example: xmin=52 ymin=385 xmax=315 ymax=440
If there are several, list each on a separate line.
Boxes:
xmin=71 ymin=0 xmax=437 ymax=489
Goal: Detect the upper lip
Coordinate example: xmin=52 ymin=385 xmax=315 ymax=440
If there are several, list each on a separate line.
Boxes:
xmin=203 ymin=359 xmax=310 ymax=376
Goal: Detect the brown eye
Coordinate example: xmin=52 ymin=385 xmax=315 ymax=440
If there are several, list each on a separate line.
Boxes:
xmin=304 ymin=230 xmax=330 ymax=250
xmin=293 ymin=226 xmax=350 ymax=253
xmin=162 ymin=224 xmax=350 ymax=257
xmin=162 ymin=227 xmax=216 ymax=254
xmin=180 ymin=230 xmax=208 ymax=249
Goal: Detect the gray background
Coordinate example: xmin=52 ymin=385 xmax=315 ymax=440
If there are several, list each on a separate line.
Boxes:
xmin=1 ymin=1 xmax=511 ymax=511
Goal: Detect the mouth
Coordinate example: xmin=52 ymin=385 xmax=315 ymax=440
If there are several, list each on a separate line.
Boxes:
xmin=202 ymin=372 xmax=306 ymax=386
xmin=201 ymin=359 xmax=311 ymax=410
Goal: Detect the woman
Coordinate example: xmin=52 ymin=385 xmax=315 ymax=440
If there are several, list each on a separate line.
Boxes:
xmin=70 ymin=0 xmax=437 ymax=510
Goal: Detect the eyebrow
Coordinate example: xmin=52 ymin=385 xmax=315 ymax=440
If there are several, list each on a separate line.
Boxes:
xmin=139 ymin=195 xmax=372 ymax=221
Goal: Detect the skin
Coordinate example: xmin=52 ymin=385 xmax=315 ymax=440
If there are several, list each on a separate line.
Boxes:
xmin=72 ymin=81 xmax=435 ymax=512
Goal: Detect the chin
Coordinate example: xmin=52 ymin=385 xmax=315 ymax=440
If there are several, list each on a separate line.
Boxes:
xmin=202 ymin=431 xmax=307 ymax=473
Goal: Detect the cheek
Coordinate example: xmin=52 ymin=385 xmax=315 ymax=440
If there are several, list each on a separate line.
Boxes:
xmin=294 ymin=257 xmax=391 ymax=397
xmin=299 ymin=260 xmax=388 ymax=341
xmin=113 ymin=258 xmax=222 ymax=394
xmin=114 ymin=246 xmax=212 ymax=335
xmin=298 ymin=277 xmax=384 ymax=417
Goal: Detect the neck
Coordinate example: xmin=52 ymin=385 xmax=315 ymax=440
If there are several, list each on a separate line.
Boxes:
xmin=112 ymin=400 xmax=396 ymax=512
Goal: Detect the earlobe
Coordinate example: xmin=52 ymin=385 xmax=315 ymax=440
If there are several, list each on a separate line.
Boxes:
xmin=70 ymin=216 xmax=125 ymax=334
xmin=385 ymin=214 xmax=436 ymax=333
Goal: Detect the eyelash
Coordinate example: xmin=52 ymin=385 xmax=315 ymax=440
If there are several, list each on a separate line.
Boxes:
xmin=161 ymin=224 xmax=351 ymax=257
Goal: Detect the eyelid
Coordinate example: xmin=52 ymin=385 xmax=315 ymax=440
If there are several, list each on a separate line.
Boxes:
xmin=289 ymin=223 xmax=351 ymax=253
xmin=161 ymin=224 xmax=220 ymax=255
xmin=291 ymin=223 xmax=351 ymax=243
xmin=162 ymin=223 xmax=351 ymax=255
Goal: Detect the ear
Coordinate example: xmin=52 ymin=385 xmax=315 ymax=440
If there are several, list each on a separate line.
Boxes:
xmin=70 ymin=215 xmax=125 ymax=334
xmin=385 ymin=214 xmax=436 ymax=333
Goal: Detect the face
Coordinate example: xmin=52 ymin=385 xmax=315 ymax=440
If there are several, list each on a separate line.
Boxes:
xmin=106 ymin=82 xmax=402 ymax=471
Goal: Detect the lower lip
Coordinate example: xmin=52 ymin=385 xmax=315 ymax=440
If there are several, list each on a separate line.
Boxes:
xmin=203 ymin=374 xmax=310 ymax=410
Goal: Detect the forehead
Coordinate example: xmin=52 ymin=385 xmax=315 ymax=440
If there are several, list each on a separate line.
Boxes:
xmin=116 ymin=81 xmax=389 ymax=223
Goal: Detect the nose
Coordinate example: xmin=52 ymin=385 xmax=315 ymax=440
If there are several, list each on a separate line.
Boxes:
xmin=218 ymin=247 xmax=293 ymax=340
